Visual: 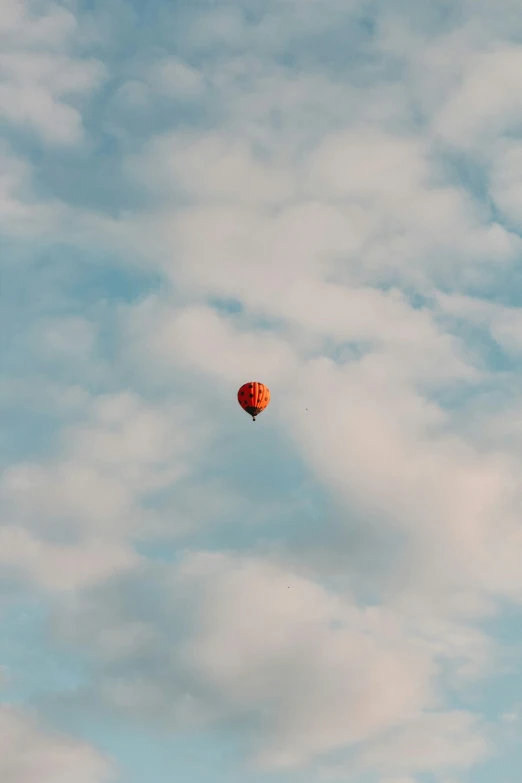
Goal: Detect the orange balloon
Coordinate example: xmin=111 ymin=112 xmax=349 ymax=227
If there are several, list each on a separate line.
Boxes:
xmin=237 ymin=382 xmax=270 ymax=421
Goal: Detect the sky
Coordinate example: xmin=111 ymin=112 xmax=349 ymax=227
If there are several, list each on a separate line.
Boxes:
xmin=2 ymin=0 xmax=522 ymax=781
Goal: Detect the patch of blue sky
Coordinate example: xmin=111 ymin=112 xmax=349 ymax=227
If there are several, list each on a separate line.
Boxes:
xmin=474 ymin=267 xmax=522 ymax=310
xmin=139 ymin=413 xmax=325 ymax=520
xmin=438 ymin=321 xmax=520 ymax=382
xmin=322 ymin=338 xmax=375 ymax=364
xmin=43 ymin=710 xmax=320 ymax=783
xmin=1 ymin=237 xmax=164 ymax=465
xmin=476 ymin=608 xmax=522 ymax=716
xmin=140 ymin=484 xmax=328 ymax=557
xmin=135 ymin=488 xmax=397 ymax=611
xmin=103 ymin=728 xmax=241 ymax=783
xmin=5 ymin=244 xmax=160 ymax=316
xmin=76 ymin=0 xmax=145 ymax=59
xmin=435 ymin=147 xmax=492 ymax=205
xmin=211 ymin=419 xmax=305 ymax=490
xmin=208 ymin=296 xmax=244 ymax=315
xmin=275 ymin=15 xmax=378 ymax=74
xmin=29 ymin=142 xmax=149 ymax=216
xmin=29 ymin=686 xmax=250 ymax=783
xmin=141 ymin=401 xmax=408 ymax=600
xmin=3 ymin=253 xmax=156 ymax=364
xmin=471 ymin=749 xmax=522 ymax=783
xmin=0 ymin=404 xmax=62 ymax=467
xmin=0 ymin=598 xmax=87 ymax=704
xmin=232 ymin=311 xmax=291 ymax=337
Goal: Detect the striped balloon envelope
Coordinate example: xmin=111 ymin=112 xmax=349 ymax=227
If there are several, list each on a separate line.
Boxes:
xmin=237 ymin=382 xmax=270 ymax=421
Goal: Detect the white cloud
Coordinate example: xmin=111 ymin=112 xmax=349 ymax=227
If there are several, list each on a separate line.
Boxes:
xmin=379 ymin=778 xmax=418 ymax=783
xmin=0 ymin=527 xmax=138 ymax=592
xmin=119 ymin=288 xmax=522 ymax=618
xmin=0 ymin=391 xmax=215 ymax=589
xmin=437 ymin=292 xmax=522 ymax=358
xmin=435 ymin=45 xmax=522 ymax=148
xmin=309 ymin=130 xmax=428 ymax=201
xmin=124 ymin=299 xmax=300 ymax=388
xmin=54 ymin=551 xmax=442 ymax=766
xmin=125 ymin=117 xmax=518 ymax=320
xmin=285 ymin=355 xmax=522 ymax=615
xmin=4 ymin=1 xmax=522 ymax=781
xmin=1 ymin=461 xmax=134 ymax=537
xmin=174 ymin=553 xmax=438 ymax=767
xmin=51 ymin=550 xmax=499 ymax=773
xmin=307 ymin=128 xmax=517 ymax=284
xmin=1 ymin=391 xmax=207 ymax=530
xmin=490 ymin=309 xmax=522 ymax=356
xmin=357 ymin=711 xmax=490 ymax=774
xmin=0 ymin=1 xmax=105 ymax=144
xmin=181 ymin=0 xmax=365 ymax=57
xmin=0 ymin=1 xmax=77 ymax=48
xmin=37 ymin=317 xmax=96 ymax=357
xmin=115 ymin=137 xmax=522 ymax=625
xmin=0 ymin=144 xmax=63 ymax=234
xmin=128 ymin=131 xmax=294 ymax=206
xmin=147 ymin=57 xmax=205 ymax=97
xmin=112 ymin=58 xmax=205 ymax=120
xmin=0 ymin=704 xmax=114 ymax=783
xmin=490 ymin=141 xmax=522 ymax=229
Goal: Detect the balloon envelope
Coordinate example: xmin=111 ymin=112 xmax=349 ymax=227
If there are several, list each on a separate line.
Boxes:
xmin=237 ymin=382 xmax=270 ymax=421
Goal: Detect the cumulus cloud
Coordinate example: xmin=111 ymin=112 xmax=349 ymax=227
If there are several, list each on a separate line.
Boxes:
xmin=171 ymin=553 xmax=436 ymax=767
xmin=123 ymin=109 xmax=519 ymax=314
xmin=285 ymin=355 xmax=522 ymax=612
xmin=0 ymin=0 xmax=104 ymax=144
xmin=147 ymin=57 xmax=205 ymax=98
xmin=3 ymin=0 xmax=522 ymax=781
xmin=120 ymin=286 xmax=522 ymax=617
xmin=0 ymin=144 xmax=64 ymax=234
xmin=0 ymin=391 xmax=216 ymax=589
xmin=378 ymin=778 xmax=418 ymax=783
xmin=490 ymin=142 xmax=522 ymax=230
xmin=123 ymin=298 xmax=300 ymax=388
xmin=50 ymin=551 xmax=496 ymax=775
xmin=103 ymin=0 xmax=522 ymax=634
xmin=356 ymin=711 xmax=490 ymax=774
xmin=0 ymin=527 xmax=137 ymax=592
xmin=434 ymin=45 xmax=522 ymax=148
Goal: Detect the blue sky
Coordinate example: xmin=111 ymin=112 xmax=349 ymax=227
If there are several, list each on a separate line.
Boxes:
xmin=2 ymin=0 xmax=522 ymax=781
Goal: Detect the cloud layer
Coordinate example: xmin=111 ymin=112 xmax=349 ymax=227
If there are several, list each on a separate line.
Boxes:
xmin=2 ymin=1 xmax=522 ymax=782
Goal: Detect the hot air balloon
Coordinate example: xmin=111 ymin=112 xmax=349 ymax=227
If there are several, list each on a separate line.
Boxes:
xmin=237 ymin=382 xmax=270 ymax=421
